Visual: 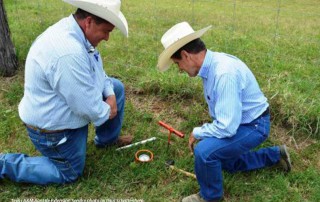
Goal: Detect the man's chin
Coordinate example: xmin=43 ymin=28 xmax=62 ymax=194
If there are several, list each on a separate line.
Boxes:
xmin=188 ymin=71 xmax=198 ymax=77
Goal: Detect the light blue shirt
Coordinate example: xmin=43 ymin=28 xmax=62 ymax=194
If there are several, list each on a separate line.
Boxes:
xmin=19 ymin=15 xmax=114 ymax=130
xmin=193 ymin=50 xmax=269 ymax=139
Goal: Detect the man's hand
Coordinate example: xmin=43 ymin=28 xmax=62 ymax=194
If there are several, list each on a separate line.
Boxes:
xmin=188 ymin=133 xmax=197 ymax=154
xmin=105 ymin=95 xmax=117 ymax=119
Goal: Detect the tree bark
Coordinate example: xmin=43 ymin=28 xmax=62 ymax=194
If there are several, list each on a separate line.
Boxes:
xmin=0 ymin=0 xmax=18 ymax=77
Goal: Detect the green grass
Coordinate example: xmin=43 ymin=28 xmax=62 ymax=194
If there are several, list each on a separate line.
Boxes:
xmin=1 ymin=0 xmax=320 ymax=201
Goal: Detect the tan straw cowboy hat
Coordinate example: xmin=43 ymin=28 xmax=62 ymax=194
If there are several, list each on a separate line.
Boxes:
xmin=63 ymin=0 xmax=129 ymax=37
xmin=157 ymin=22 xmax=211 ymax=71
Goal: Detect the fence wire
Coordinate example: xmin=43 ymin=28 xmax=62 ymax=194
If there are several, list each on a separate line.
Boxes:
xmin=5 ymin=0 xmax=320 ymax=69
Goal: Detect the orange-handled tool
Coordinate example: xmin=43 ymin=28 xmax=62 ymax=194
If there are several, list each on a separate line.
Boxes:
xmin=158 ymin=121 xmax=185 ymax=138
xmin=158 ymin=121 xmax=185 ymax=145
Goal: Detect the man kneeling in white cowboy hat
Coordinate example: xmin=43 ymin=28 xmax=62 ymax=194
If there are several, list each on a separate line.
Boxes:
xmin=158 ymin=22 xmax=291 ymax=202
xmin=0 ymin=0 xmax=133 ymax=185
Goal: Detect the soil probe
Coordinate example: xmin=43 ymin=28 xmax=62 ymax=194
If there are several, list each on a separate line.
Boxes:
xmin=116 ymin=137 xmax=157 ymax=151
xmin=158 ymin=121 xmax=184 ymax=145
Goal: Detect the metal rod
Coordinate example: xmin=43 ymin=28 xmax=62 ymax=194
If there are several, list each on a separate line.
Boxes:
xmin=116 ymin=137 xmax=157 ymax=151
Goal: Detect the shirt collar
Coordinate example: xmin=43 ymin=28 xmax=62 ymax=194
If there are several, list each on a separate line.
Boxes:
xmin=198 ymin=50 xmax=213 ymax=79
xmin=68 ymin=15 xmax=95 ymax=53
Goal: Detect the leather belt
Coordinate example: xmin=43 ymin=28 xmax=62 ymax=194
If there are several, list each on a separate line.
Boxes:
xmin=25 ymin=124 xmax=66 ymax=134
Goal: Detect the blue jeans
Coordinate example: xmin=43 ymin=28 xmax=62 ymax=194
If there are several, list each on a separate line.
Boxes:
xmin=194 ymin=114 xmax=280 ymax=201
xmin=0 ymin=78 xmax=125 ymax=184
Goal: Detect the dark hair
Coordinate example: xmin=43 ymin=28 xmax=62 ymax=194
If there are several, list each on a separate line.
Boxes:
xmin=171 ymin=38 xmax=206 ymax=59
xmin=74 ymin=8 xmax=108 ymax=25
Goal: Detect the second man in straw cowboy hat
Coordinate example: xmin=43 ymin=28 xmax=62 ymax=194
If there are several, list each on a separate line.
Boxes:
xmin=158 ymin=22 xmax=292 ymax=202
xmin=0 ymin=0 xmax=132 ymax=184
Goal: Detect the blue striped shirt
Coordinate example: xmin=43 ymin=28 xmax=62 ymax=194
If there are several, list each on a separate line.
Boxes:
xmin=19 ymin=15 xmax=114 ymax=130
xmin=193 ymin=50 xmax=269 ymax=139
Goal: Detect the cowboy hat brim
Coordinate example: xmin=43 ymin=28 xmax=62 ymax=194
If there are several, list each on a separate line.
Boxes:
xmin=157 ymin=25 xmax=212 ymax=72
xmin=64 ymin=0 xmax=128 ymax=37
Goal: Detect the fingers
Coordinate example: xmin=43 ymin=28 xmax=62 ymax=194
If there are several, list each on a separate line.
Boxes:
xmin=188 ymin=133 xmax=196 ymax=154
xmin=109 ymin=106 xmax=117 ymax=119
xmin=106 ymin=95 xmax=117 ymax=119
xmin=109 ymin=105 xmax=117 ymax=119
xmin=109 ymin=111 xmax=117 ymax=119
xmin=188 ymin=142 xmax=194 ymax=154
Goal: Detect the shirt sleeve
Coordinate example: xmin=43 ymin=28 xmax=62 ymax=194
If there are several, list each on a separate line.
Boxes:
xmin=193 ymin=73 xmax=242 ymax=139
xmin=103 ymin=74 xmax=115 ymax=98
xmin=48 ymin=53 xmax=110 ymax=127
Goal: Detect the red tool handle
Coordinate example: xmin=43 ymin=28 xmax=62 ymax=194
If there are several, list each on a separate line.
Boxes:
xmin=158 ymin=121 xmax=184 ymax=138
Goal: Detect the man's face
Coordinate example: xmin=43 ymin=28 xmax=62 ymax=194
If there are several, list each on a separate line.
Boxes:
xmin=172 ymin=53 xmax=199 ymax=77
xmin=85 ymin=17 xmax=115 ymax=47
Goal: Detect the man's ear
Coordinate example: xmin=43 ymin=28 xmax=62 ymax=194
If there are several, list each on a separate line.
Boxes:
xmin=181 ymin=50 xmax=189 ymax=60
xmin=84 ymin=16 xmax=93 ymax=29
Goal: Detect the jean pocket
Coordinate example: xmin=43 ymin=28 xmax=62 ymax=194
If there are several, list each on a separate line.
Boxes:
xmin=28 ymin=129 xmax=44 ymax=144
xmin=256 ymin=116 xmax=270 ymax=137
xmin=45 ymin=132 xmax=68 ymax=148
xmin=28 ymin=130 xmax=68 ymax=148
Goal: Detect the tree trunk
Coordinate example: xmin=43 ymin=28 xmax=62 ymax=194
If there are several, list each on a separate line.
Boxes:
xmin=0 ymin=0 xmax=18 ymax=77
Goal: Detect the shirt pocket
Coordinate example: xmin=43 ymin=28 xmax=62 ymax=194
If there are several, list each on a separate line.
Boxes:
xmin=207 ymin=98 xmax=216 ymax=118
xmin=205 ymin=86 xmax=216 ymax=118
xmin=87 ymin=55 xmax=97 ymax=84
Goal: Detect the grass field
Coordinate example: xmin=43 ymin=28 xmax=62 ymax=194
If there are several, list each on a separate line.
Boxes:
xmin=1 ymin=0 xmax=320 ymax=201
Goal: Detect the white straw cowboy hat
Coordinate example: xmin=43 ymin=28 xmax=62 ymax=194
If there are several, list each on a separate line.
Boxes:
xmin=63 ymin=0 xmax=128 ymax=37
xmin=157 ymin=22 xmax=212 ymax=71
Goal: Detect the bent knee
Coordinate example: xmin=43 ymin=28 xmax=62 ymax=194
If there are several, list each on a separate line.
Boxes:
xmin=194 ymin=146 xmax=208 ymax=161
xmin=52 ymin=159 xmax=85 ymax=184
xmin=194 ymin=144 xmax=218 ymax=162
xmin=112 ymin=78 xmax=125 ymax=93
xmin=62 ymin=168 xmax=83 ymax=184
